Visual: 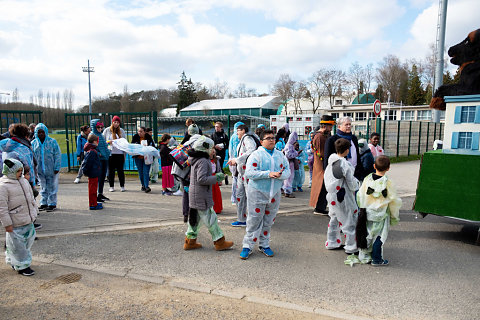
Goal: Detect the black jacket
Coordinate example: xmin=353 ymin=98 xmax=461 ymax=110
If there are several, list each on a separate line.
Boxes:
xmin=210 ymin=130 xmax=229 ymax=158
xmin=159 ymin=143 xmax=173 ymax=166
xmin=323 ymin=133 xmax=363 ymax=180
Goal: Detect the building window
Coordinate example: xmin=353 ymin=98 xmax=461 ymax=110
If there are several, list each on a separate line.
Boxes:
xmin=356 ymin=112 xmax=366 ymax=121
xmin=401 ymin=111 xmax=415 ymax=120
xmin=355 ymin=125 xmax=366 ymax=133
xmin=417 ymin=110 xmax=432 ymax=120
xmin=331 ymin=113 xmax=339 ymax=119
xmin=460 ymin=106 xmax=476 ymax=123
xmin=271 ymin=117 xmax=276 ymax=122
xmin=296 ymin=117 xmax=302 ymax=121
xmin=335 ymin=100 xmax=343 ymax=105
xmin=384 ymin=110 xmax=397 ymax=120
xmin=344 ymin=112 xmax=354 ymax=119
xmin=458 ymin=132 xmax=473 ymax=149
xmin=440 ymin=111 xmax=445 ymax=121
xmin=368 ymin=112 xmax=377 ymax=119
xmin=287 ymin=116 xmax=293 ymax=122
xmin=305 ymin=117 xmax=312 ymax=121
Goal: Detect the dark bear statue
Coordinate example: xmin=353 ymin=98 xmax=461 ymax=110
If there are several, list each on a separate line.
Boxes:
xmin=430 ymin=28 xmax=480 ymax=110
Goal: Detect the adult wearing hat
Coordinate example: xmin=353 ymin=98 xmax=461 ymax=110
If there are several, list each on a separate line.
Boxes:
xmin=309 ymin=115 xmax=335 ymax=214
xmin=103 ymin=115 xmax=127 ymax=192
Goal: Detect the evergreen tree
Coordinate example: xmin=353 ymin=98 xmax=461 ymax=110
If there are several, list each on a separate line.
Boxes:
xmin=406 ymin=64 xmax=425 ymax=105
xmin=176 ymin=71 xmax=197 ymax=115
xmin=374 ymin=84 xmax=385 ymax=102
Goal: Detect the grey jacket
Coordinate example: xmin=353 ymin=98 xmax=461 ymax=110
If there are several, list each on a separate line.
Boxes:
xmin=188 ymin=151 xmax=217 ymax=210
xmin=0 ymin=176 xmax=38 ymax=228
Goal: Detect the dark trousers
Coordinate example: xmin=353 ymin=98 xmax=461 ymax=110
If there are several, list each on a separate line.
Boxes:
xmin=315 ymin=181 xmax=328 ymax=212
xmin=372 ymin=236 xmax=384 ymax=263
xmin=108 ymin=154 xmax=125 ymax=187
xmin=98 ymin=159 xmax=108 ymax=195
xmin=88 ymin=177 xmax=98 ymax=207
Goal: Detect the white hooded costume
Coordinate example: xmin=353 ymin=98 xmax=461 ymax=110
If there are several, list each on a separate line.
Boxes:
xmin=324 ymin=153 xmax=360 ymax=254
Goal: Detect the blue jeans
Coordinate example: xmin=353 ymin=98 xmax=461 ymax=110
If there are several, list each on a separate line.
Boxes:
xmin=371 ymin=236 xmax=383 ymax=263
xmin=134 ymin=157 xmax=151 ymax=188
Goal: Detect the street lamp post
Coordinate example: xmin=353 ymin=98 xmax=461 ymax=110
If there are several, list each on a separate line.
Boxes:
xmin=82 ymin=60 xmax=94 ymax=114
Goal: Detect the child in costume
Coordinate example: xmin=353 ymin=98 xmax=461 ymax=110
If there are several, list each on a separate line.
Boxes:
xmin=292 ymin=141 xmax=306 ymax=192
xmin=324 ymin=138 xmax=360 ymax=254
xmin=356 ymin=155 xmax=401 ymax=266
xmin=227 ymin=121 xmax=244 ymax=205
xmin=282 ymin=131 xmax=299 ymax=198
xmin=210 ymin=148 xmax=223 ymax=214
xmin=183 ymin=136 xmax=233 ymax=251
xmin=31 ymin=123 xmax=61 ymax=212
xmin=81 ymin=134 xmax=103 ymax=210
xmin=240 ymin=130 xmax=290 ymax=259
xmin=0 ymin=158 xmax=38 ymax=276
xmin=159 ymin=133 xmax=174 ymax=195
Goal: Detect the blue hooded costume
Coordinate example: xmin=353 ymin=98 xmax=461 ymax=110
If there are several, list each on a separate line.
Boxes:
xmin=32 ymin=123 xmax=61 ymax=207
xmin=0 ymin=135 xmax=36 ymax=185
xmin=227 ymin=121 xmax=244 ymax=204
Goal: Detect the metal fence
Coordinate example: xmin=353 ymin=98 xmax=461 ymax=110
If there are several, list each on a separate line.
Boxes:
xmin=0 ymin=110 xmax=43 ymax=134
xmin=64 ymin=111 xmax=157 ymax=172
xmin=354 ymin=119 xmax=444 ymax=158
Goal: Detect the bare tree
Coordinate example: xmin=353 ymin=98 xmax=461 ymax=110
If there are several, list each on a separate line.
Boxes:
xmin=68 ymin=89 xmax=74 ymax=110
xmin=235 ymin=83 xmax=247 ymax=98
xmin=12 ymin=88 xmax=19 ymax=102
xmin=120 ymin=84 xmax=130 ymax=112
xmin=209 ymin=79 xmax=230 ymax=99
xmin=46 ymin=92 xmax=51 ymax=108
xmin=292 ymin=81 xmax=307 ymax=114
xmin=348 ymin=62 xmax=365 ymax=102
xmin=364 ymin=63 xmax=374 ymax=93
xmin=56 ymin=91 xmax=61 ymax=109
xmin=63 ymin=89 xmax=69 ymax=109
xmin=306 ymin=73 xmax=325 ymax=114
xmin=313 ymin=68 xmax=347 ymax=108
xmin=272 ymin=74 xmax=295 ymax=114
xmin=246 ymin=88 xmax=258 ymax=97
xmin=376 ymin=55 xmax=408 ymax=103
xmin=38 ymin=89 xmax=44 ymax=107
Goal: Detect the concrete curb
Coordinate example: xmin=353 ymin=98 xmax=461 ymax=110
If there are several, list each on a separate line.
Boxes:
xmin=19 ymin=255 xmax=373 ymax=320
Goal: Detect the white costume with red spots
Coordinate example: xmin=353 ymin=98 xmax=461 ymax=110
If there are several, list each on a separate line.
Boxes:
xmin=235 ymin=134 xmax=259 ymax=222
xmin=242 ymin=147 xmax=290 ymax=250
xmin=324 ymin=153 xmax=360 ymax=254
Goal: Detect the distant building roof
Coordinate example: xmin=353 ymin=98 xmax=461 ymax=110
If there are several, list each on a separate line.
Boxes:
xmin=181 ymin=96 xmax=281 ymax=112
xmin=352 ymin=93 xmax=376 ymax=104
xmin=159 ymin=107 xmax=177 ymax=117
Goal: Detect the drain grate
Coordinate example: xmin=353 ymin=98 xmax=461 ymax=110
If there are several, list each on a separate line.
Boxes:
xmin=40 ymin=273 xmax=82 ymax=289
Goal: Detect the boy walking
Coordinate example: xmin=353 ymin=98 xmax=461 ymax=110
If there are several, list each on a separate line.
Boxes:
xmin=324 ymin=138 xmax=360 ymax=254
xmin=81 ymin=134 xmax=103 ymax=210
xmin=240 ymin=130 xmax=290 ymax=259
xmin=356 ymin=155 xmax=402 ymax=266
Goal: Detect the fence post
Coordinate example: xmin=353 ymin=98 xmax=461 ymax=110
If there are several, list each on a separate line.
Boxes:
xmin=396 ymin=121 xmax=401 ymax=158
xmin=408 ymin=121 xmax=412 ymax=157
xmin=425 ymin=122 xmax=430 ymax=152
xmin=433 ymin=122 xmax=437 ymax=141
xmin=375 ymin=117 xmax=381 ymax=138
xmin=65 ymin=113 xmax=71 ymax=172
xmin=227 ymin=115 xmax=231 ymax=137
xmin=382 ymin=119 xmax=386 ymax=147
xmin=417 ymin=122 xmax=422 ymax=155
xmin=152 ymin=110 xmax=158 ymax=143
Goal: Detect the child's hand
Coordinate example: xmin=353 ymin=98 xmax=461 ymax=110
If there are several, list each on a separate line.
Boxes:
xmin=5 ymin=225 xmax=13 ymax=233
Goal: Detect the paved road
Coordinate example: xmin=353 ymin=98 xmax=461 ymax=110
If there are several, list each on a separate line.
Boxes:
xmin=2 ymin=161 xmax=479 ymax=320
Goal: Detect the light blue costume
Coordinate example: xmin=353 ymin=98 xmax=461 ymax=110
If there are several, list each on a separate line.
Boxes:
xmin=282 ymin=132 xmax=299 ymax=195
xmin=228 ymin=122 xmax=244 ymax=204
xmin=293 ymin=144 xmax=306 ymax=191
xmin=0 ymin=137 xmax=36 ymax=185
xmin=275 ymin=138 xmax=285 ymax=151
xmin=32 ymin=123 xmax=61 ymax=207
xmin=242 ymin=146 xmax=290 ymax=250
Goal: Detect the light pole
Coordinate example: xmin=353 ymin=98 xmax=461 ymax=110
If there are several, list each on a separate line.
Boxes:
xmin=82 ymin=60 xmax=94 ymax=114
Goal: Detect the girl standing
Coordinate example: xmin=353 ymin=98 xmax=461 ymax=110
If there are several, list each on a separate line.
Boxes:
xmin=159 ymin=133 xmax=174 ymax=195
xmin=103 ymin=116 xmax=126 ymax=192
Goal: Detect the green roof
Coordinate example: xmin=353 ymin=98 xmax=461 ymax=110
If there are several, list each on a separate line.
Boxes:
xmin=352 ymin=93 xmax=376 ymax=104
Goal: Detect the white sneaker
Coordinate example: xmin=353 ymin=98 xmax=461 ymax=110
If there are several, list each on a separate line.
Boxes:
xmin=74 ymin=178 xmax=80 ymax=184
xmin=121 ymin=187 xmax=126 ymax=192
xmin=109 ymin=187 xmax=115 ymax=192
xmin=172 ymin=189 xmax=182 ymax=196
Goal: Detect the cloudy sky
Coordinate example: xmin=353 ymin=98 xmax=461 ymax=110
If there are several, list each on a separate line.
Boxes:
xmin=0 ymin=0 xmax=478 ymax=108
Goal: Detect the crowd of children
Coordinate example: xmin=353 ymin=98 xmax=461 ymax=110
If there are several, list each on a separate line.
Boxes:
xmin=0 ymin=116 xmax=403 ymax=277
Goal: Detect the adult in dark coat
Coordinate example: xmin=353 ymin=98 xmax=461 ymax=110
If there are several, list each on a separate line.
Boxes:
xmin=210 ymin=121 xmax=229 ymax=171
xmin=180 ymin=118 xmax=203 ymax=144
xmin=309 ymin=115 xmax=335 ymax=214
xmin=323 ymin=116 xmax=363 ymax=180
